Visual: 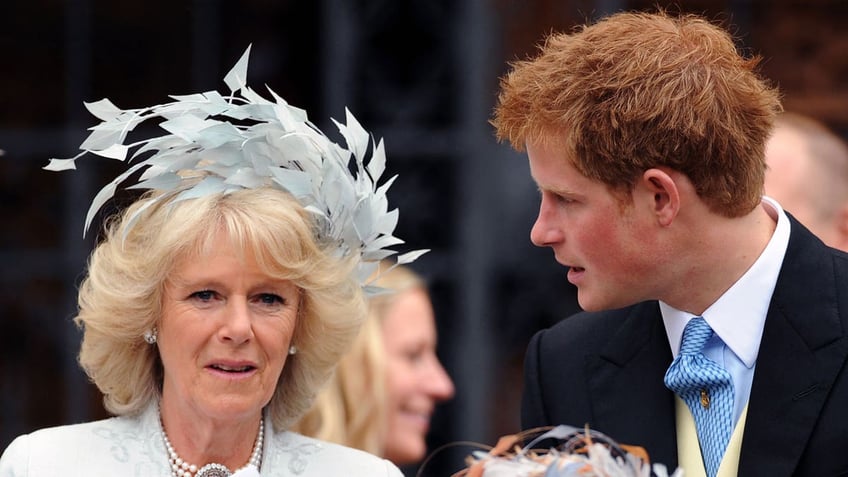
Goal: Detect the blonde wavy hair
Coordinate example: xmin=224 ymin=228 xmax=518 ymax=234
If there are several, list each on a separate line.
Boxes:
xmin=291 ymin=262 xmax=425 ymax=456
xmin=492 ymin=10 xmax=782 ymax=217
xmin=76 ymin=186 xmax=366 ymax=431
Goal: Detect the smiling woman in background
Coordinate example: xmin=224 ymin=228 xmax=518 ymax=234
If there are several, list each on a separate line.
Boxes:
xmin=293 ymin=261 xmax=455 ymax=466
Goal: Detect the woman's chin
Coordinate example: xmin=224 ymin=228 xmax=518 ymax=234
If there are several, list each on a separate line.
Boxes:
xmin=163 ymin=392 xmax=269 ymax=424
xmin=384 ymin=442 xmax=426 ymax=467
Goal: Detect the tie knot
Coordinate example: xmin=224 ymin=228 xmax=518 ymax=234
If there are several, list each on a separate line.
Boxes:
xmin=679 ymin=317 xmax=713 ymax=355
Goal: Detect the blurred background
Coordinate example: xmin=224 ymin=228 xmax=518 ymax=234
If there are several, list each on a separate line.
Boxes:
xmin=1 ymin=0 xmax=847 ymax=475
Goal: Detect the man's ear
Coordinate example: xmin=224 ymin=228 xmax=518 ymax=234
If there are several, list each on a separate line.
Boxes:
xmin=640 ymin=168 xmax=680 ymax=226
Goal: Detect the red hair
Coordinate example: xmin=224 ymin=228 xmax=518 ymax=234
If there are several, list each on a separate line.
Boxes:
xmin=493 ymin=10 xmax=782 ymax=216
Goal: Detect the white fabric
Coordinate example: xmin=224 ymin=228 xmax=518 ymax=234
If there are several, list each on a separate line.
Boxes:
xmin=0 ymin=403 xmax=402 ymax=477
xmin=232 ymin=465 xmax=260 ymax=477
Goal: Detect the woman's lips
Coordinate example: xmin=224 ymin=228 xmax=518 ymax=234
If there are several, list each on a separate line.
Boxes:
xmin=400 ymin=409 xmax=431 ymax=433
xmin=205 ymin=361 xmax=258 ymax=379
xmin=210 ymin=364 xmax=255 ymax=372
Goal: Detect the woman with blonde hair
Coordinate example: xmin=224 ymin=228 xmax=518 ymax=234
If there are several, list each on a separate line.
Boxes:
xmin=0 ymin=47 xmax=423 ymax=477
xmin=293 ymin=262 xmax=454 ymax=465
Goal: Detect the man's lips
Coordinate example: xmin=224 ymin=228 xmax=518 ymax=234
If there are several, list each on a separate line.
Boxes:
xmin=567 ymin=266 xmax=585 ymax=284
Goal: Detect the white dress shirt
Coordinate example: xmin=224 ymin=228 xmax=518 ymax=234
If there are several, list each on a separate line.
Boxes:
xmin=660 ymin=196 xmax=790 ymax=424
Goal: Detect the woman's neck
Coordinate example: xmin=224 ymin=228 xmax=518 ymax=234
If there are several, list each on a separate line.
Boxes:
xmin=159 ymin=398 xmax=264 ymax=472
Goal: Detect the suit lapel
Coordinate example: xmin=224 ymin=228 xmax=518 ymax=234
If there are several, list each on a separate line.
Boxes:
xmin=739 ymin=219 xmax=848 ymax=475
xmin=574 ymin=218 xmax=848 ymax=474
xmin=585 ymin=302 xmax=679 ymax=469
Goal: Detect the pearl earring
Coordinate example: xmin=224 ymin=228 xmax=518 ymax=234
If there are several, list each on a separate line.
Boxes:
xmin=288 ymin=345 xmax=297 ymax=355
xmin=143 ymin=327 xmax=158 ymax=344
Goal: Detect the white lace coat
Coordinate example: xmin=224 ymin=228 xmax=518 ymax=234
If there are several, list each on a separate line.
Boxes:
xmin=0 ymin=403 xmax=402 ymax=477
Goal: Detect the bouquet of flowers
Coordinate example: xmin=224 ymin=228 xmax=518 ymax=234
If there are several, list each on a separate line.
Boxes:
xmin=451 ymin=425 xmax=682 ymax=477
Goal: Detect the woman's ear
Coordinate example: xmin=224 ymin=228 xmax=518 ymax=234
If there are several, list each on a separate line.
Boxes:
xmin=640 ymin=168 xmax=680 ymax=226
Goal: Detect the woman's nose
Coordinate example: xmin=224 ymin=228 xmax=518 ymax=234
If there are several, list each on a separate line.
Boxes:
xmin=219 ymin=298 xmax=253 ymax=344
xmin=426 ymin=358 xmax=455 ymax=401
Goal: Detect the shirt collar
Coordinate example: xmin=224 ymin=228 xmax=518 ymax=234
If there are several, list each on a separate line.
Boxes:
xmin=661 ymin=196 xmax=790 ymax=367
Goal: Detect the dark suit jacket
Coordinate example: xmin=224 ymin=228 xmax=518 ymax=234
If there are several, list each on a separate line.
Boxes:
xmin=522 ymin=216 xmax=848 ymax=476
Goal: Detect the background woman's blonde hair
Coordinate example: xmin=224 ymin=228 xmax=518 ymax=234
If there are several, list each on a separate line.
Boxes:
xmin=291 ymin=262 xmax=425 ymax=456
xmin=76 ymin=186 xmax=366 ymax=430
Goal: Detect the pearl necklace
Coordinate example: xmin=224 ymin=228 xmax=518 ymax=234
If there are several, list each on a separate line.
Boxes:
xmin=161 ymin=417 xmax=264 ymax=477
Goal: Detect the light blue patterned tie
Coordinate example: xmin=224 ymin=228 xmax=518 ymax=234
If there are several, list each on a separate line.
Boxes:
xmin=664 ymin=317 xmax=734 ymax=477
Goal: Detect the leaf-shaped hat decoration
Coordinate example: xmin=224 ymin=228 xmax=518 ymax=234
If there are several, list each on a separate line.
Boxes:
xmin=45 ymin=45 xmax=427 ymax=293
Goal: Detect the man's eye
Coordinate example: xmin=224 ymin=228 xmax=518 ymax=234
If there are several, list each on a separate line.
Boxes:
xmin=542 ymin=190 xmax=571 ymax=205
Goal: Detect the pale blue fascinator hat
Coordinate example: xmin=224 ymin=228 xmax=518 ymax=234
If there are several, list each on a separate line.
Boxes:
xmin=45 ymin=45 xmax=426 ymax=294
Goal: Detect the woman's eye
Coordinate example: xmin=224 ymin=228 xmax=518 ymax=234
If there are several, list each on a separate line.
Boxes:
xmin=190 ymin=290 xmax=217 ymax=302
xmin=256 ymin=293 xmax=285 ymax=306
xmin=405 ymin=348 xmax=426 ymax=364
